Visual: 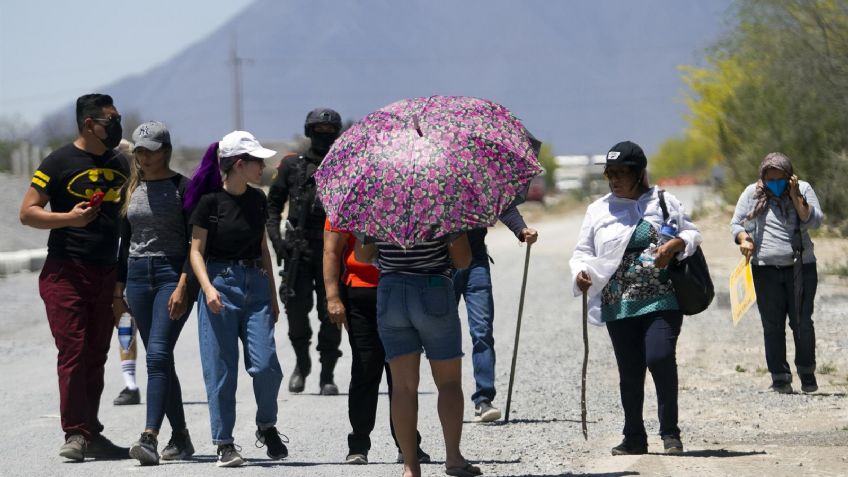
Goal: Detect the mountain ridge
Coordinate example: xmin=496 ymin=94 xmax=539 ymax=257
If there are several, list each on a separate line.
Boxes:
xmin=39 ymin=0 xmax=734 ymax=154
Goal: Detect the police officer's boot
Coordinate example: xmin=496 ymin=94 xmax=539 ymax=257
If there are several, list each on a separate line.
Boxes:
xmin=318 ymin=354 xmax=339 ymax=396
xmin=289 ymin=346 xmax=311 ymax=393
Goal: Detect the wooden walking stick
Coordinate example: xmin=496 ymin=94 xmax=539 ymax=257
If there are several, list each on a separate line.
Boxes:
xmin=504 ymin=243 xmax=532 ymax=423
xmin=581 ymin=289 xmax=589 ymax=440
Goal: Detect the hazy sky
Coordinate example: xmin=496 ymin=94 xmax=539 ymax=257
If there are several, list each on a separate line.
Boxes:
xmin=0 ymin=0 xmax=253 ymax=125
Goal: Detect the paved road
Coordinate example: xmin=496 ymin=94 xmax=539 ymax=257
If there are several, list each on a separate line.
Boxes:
xmin=1 ymin=206 xmax=846 ymax=477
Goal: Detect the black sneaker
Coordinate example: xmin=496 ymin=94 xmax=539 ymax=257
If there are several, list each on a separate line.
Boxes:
xmin=58 ymin=434 xmax=87 ymax=461
xmin=288 ymin=367 xmax=306 ymax=393
xmin=396 ymin=447 xmax=431 ymax=463
xmin=87 ymin=434 xmax=130 ymax=460
xmin=800 ymin=374 xmax=818 ymax=393
xmin=770 ymin=380 xmax=794 ymax=394
xmin=611 ymin=439 xmax=648 ymax=456
xmin=161 ymin=428 xmax=195 ymax=461
xmin=662 ymin=436 xmax=684 ymax=454
xmin=129 ymin=431 xmax=159 ymax=465
xmin=320 ymin=382 xmax=339 ymax=395
xmin=216 ymin=444 xmax=245 ymax=467
xmin=113 ymin=387 xmax=141 ymax=405
xmin=255 ymin=426 xmax=288 ymax=459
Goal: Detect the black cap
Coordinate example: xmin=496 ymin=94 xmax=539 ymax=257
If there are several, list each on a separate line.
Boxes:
xmin=606 ymin=141 xmax=647 ymax=169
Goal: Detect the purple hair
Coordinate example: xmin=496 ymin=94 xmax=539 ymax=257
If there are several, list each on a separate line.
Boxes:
xmin=183 ymin=142 xmax=222 ymax=211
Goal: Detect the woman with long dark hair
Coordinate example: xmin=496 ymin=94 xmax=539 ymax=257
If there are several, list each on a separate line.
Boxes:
xmin=185 ymin=131 xmax=286 ymax=467
xmin=115 ymin=122 xmax=196 ymax=465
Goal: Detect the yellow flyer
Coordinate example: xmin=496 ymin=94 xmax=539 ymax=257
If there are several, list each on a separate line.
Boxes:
xmin=729 ymin=257 xmax=756 ymax=324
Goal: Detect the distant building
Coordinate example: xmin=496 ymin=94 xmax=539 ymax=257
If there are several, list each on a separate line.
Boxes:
xmin=553 ymin=154 xmax=604 ymax=192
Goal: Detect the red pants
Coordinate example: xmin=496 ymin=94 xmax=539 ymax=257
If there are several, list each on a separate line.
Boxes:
xmin=39 ymin=257 xmax=116 ymax=439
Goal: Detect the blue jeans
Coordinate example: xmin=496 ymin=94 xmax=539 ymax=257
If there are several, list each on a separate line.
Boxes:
xmin=453 ymin=257 xmax=496 ymax=405
xmin=198 ymin=261 xmax=283 ymax=445
xmin=377 ymin=273 xmax=463 ymax=361
xmin=125 ymin=256 xmax=191 ymax=433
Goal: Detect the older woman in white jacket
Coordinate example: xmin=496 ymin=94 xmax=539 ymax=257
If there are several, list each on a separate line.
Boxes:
xmin=570 ymin=141 xmax=702 ymax=456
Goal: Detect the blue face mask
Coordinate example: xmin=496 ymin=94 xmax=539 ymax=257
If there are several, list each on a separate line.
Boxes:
xmin=766 ymin=179 xmax=787 ymax=196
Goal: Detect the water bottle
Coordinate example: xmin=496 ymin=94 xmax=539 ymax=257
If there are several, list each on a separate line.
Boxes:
xmin=639 ymin=243 xmax=658 ymax=266
xmin=659 ymin=219 xmax=679 ymax=245
xmin=117 ymin=313 xmax=134 ymax=351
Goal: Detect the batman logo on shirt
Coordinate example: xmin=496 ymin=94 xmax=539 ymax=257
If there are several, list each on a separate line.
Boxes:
xmin=65 ymin=168 xmax=128 ymax=203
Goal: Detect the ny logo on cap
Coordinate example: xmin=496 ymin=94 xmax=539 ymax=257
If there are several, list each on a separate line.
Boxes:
xmin=608 ymin=151 xmax=621 ymax=160
xmin=139 ymin=125 xmax=150 ymax=137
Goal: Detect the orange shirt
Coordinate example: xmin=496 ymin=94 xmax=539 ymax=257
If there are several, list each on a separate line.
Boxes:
xmin=324 ymin=219 xmax=379 ymax=288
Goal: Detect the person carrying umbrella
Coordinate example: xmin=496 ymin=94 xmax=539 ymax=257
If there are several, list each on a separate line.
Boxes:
xmin=316 ymin=95 xmax=542 ymax=477
xmin=569 ymin=141 xmax=702 ymax=456
xmin=730 ymin=152 xmax=823 ymax=394
xmin=354 ymin=234 xmax=480 ymax=477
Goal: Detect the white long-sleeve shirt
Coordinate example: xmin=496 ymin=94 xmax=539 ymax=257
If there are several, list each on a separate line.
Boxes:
xmin=569 ymin=187 xmax=702 ymax=326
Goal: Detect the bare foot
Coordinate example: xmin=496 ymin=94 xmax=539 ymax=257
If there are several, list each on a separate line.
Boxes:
xmin=402 ymin=462 xmax=421 ymax=477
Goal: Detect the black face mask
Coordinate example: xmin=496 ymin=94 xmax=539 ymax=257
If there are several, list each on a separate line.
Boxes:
xmin=95 ymin=119 xmax=123 ymax=150
xmin=310 ymin=132 xmax=338 ymax=155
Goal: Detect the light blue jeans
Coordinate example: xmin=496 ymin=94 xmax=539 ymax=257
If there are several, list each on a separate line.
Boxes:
xmin=198 ymin=261 xmax=283 ymax=445
xmin=376 ymin=273 xmax=463 ymax=361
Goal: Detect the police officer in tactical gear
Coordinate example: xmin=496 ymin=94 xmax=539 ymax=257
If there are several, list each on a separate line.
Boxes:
xmin=267 ymin=107 xmax=343 ymax=395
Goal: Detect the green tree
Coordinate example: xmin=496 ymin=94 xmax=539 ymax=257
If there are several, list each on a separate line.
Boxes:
xmin=671 ymin=0 xmax=848 ymax=227
xmin=537 ymin=143 xmax=557 ymax=189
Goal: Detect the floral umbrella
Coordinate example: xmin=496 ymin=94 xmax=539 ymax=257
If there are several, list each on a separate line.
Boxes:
xmin=315 ymin=95 xmax=542 ymax=247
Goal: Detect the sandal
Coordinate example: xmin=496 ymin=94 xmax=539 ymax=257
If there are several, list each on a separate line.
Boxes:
xmin=445 ymin=462 xmax=482 ymax=477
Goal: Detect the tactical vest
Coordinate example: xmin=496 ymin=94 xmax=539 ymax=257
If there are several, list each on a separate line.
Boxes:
xmin=285 ymin=154 xmax=326 ymax=237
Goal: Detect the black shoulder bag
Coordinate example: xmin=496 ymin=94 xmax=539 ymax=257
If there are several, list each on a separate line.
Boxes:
xmin=658 ymin=190 xmax=714 ymax=315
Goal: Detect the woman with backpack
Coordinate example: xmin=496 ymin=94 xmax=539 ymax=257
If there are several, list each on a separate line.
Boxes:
xmin=185 ymin=131 xmax=286 ymax=467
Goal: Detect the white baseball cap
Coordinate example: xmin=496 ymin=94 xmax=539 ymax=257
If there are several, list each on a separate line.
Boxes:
xmin=219 ymin=130 xmax=277 ymax=159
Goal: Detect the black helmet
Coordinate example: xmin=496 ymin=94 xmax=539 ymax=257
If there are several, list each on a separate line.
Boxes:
xmin=304 ymin=108 xmax=342 ymax=137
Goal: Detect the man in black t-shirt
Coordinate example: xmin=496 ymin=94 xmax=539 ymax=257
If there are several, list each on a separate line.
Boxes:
xmin=19 ymin=94 xmax=130 ymax=462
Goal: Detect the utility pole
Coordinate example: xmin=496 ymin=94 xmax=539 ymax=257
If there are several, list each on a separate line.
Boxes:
xmin=229 ymin=34 xmax=253 ymax=131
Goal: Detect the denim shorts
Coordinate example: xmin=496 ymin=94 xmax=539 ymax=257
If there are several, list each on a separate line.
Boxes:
xmin=376 ymin=272 xmax=463 ymax=361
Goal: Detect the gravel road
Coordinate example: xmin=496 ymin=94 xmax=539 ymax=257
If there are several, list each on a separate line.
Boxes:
xmin=0 ymin=196 xmax=846 ymax=477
